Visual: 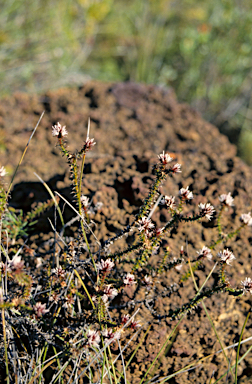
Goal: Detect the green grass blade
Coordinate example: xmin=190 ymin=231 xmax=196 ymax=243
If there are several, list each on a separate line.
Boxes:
xmin=139 ymin=316 xmax=185 ymax=384
xmin=213 ymin=342 xmax=252 ymax=384
xmin=74 ymin=269 xmax=96 ymax=310
xmin=188 ymin=258 xmax=235 ymax=381
xmin=235 ymin=310 xmax=250 ymax=383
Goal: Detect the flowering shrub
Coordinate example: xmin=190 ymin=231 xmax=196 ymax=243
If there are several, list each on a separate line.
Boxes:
xmin=0 ymin=120 xmax=251 ymax=383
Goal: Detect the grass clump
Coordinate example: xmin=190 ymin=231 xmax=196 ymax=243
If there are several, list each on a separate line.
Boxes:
xmin=0 ymin=116 xmax=252 ymax=383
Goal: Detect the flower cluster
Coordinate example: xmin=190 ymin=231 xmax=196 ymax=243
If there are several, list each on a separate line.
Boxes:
xmin=33 ymin=302 xmax=49 ymax=317
xmin=52 ymin=122 xmax=68 ymax=138
xmin=83 ymin=137 xmax=96 ymax=152
xmin=197 ymin=246 xmax=213 ymax=260
xmin=179 ymin=186 xmax=193 ymax=200
xmin=198 ymin=203 xmax=215 ymax=221
xmin=158 ymin=151 xmax=182 ymax=174
xmin=80 ymin=195 xmax=90 ymax=208
xmin=49 ymin=292 xmax=60 ymax=304
xmin=136 ymin=216 xmax=155 ymax=235
xmin=170 ymin=163 xmax=182 ymax=174
xmin=102 ymin=328 xmax=121 ymax=345
xmin=158 ymin=151 xmax=173 ymax=165
xmin=121 ymin=314 xmax=130 ymax=325
xmin=102 ymin=284 xmax=118 ymax=301
xmin=240 ymin=212 xmax=252 ymax=226
xmin=124 ymin=273 xmax=136 ymax=286
xmin=63 ymin=295 xmax=75 ymax=309
xmin=218 ymin=249 xmax=235 ymax=265
xmin=96 ymin=258 xmax=114 ymax=273
xmin=162 ymin=195 xmax=176 ymax=210
xmin=219 ymin=192 xmax=234 ymax=207
xmin=131 ymin=320 xmax=141 ymax=330
xmin=241 ymin=277 xmax=252 ymax=294
xmin=52 ymin=266 xmax=66 ymax=279
xmin=86 ymin=329 xmax=100 ymax=349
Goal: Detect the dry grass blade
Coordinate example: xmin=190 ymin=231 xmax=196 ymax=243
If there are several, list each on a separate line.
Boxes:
xmin=27 ymin=358 xmax=57 ymax=384
xmin=7 ymin=111 xmax=44 ymax=196
xmin=147 ymin=194 xmax=163 ymax=220
xmin=72 ymin=309 xmax=141 ymax=384
xmin=55 ymin=191 xmax=101 ymax=246
xmin=34 ymin=173 xmax=65 ymax=228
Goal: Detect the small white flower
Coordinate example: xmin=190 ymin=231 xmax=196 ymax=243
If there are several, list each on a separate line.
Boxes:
xmin=179 ymin=186 xmax=193 ymax=200
xmin=198 ymin=203 xmax=215 ymax=221
xmin=101 ymin=294 xmax=108 ymax=303
xmin=124 ymin=273 xmax=136 ymax=286
xmin=51 ymin=266 xmax=66 ymax=279
xmin=136 ymin=216 xmax=155 ymax=232
xmin=103 ymin=284 xmax=118 ymax=300
xmin=84 ymin=138 xmax=96 ymax=151
xmin=219 ymin=192 xmax=234 ymax=207
xmin=0 ymin=166 xmax=7 ymax=177
xmin=101 ymin=294 xmax=109 ymax=308
xmin=121 ymin=314 xmax=130 ymax=325
xmin=35 ymin=257 xmax=43 ymax=268
xmin=218 ymin=249 xmax=235 ymax=265
xmin=52 ymin=122 xmax=68 ymax=137
xmin=197 ymin=246 xmax=213 ymax=260
xmin=10 ymin=255 xmax=24 ymax=272
xmin=102 ymin=329 xmax=120 ymax=345
xmin=142 ymin=275 xmax=152 ymax=290
xmin=158 ymin=151 xmax=173 ymax=165
xmin=175 ymin=263 xmax=183 ymax=271
xmin=91 ymin=295 xmax=98 ymax=305
xmin=240 ymin=212 xmax=252 ymax=226
xmin=63 ymin=296 xmax=75 ymax=309
xmin=131 ymin=320 xmax=141 ymax=330
xmin=49 ymin=293 xmax=60 ymax=304
xmin=80 ymin=195 xmax=90 ymax=207
xmin=162 ymin=195 xmax=176 ymax=210
xmin=170 ymin=163 xmax=182 ymax=174
xmin=96 ymin=258 xmax=114 ymax=273
xmin=95 ymin=202 xmax=103 ymax=210
xmin=86 ymin=329 xmax=100 ymax=348
xmin=241 ymin=277 xmax=252 ymax=294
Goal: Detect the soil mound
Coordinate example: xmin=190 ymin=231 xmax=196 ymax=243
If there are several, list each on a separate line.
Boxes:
xmin=0 ymin=81 xmax=252 ymax=383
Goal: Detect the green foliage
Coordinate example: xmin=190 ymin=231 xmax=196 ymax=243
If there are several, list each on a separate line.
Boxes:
xmin=2 ymin=199 xmax=55 ymax=244
xmin=238 ymin=129 xmax=252 ymax=165
xmin=0 ymin=0 xmax=114 ymax=95
xmin=3 ymin=208 xmax=31 ymax=243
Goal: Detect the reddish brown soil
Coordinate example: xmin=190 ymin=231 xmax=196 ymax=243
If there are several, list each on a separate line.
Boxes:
xmin=1 ymin=81 xmax=252 ymax=383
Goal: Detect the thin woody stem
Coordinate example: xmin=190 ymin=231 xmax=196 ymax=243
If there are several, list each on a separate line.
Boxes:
xmin=79 ymin=152 xmax=86 ymax=201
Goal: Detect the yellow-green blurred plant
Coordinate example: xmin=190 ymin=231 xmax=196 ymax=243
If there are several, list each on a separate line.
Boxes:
xmin=0 ymin=0 xmax=114 ymax=95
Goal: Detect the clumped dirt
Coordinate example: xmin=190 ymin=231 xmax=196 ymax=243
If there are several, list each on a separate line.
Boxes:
xmin=1 ymin=81 xmax=252 ymax=383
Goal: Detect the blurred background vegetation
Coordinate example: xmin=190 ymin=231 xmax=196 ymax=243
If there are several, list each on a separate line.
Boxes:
xmin=1 ymin=0 xmax=252 ymax=163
